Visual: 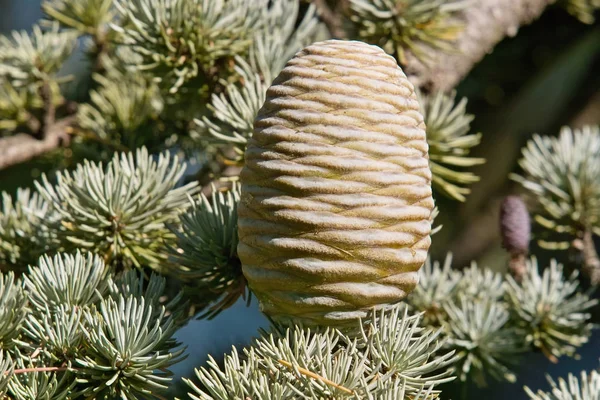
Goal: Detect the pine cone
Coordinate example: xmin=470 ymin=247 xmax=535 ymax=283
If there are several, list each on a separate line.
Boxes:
xmin=500 ymin=195 xmax=531 ymax=255
xmin=238 ymin=40 xmax=434 ymax=326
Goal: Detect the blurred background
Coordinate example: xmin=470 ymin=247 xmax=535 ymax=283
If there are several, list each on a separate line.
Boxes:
xmin=1 ymin=0 xmax=599 ymax=398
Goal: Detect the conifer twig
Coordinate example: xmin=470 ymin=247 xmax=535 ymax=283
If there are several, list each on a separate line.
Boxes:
xmin=38 ymin=81 xmax=56 ymax=139
xmin=10 ymin=366 xmax=70 ymax=375
xmin=0 ymin=116 xmax=75 ymax=170
xmin=277 ymin=359 xmax=354 ymax=395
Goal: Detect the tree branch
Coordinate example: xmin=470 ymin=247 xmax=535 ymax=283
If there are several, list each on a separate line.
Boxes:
xmin=0 ymin=116 xmax=76 ymax=170
xmin=38 ymin=81 xmax=56 ymax=139
xmin=405 ymin=0 xmax=553 ymax=91
xmin=311 ymin=0 xmax=348 ymax=39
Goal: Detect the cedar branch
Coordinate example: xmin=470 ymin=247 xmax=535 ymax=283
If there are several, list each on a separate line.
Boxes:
xmin=0 ymin=116 xmax=75 ymax=170
xmin=310 ymin=0 xmax=348 ymax=38
xmin=405 ymin=0 xmax=554 ymax=91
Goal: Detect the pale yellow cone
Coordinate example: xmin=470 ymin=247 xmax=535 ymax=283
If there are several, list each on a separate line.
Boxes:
xmin=238 ymin=39 xmax=434 ymax=326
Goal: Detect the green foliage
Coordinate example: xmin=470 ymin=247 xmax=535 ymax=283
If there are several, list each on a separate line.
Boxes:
xmin=357 ymin=307 xmax=456 ymax=395
xmin=23 ymin=305 xmax=85 ymax=361
xmin=170 ymin=184 xmax=244 ymax=318
xmin=367 ymin=382 xmax=438 ymax=400
xmin=109 ymin=269 xmax=186 ymax=322
xmin=505 ymin=257 xmax=598 ymax=361
xmin=0 ymin=23 xmax=76 ymax=135
xmin=420 ymin=90 xmax=485 ymax=202
xmin=456 ymin=262 xmax=505 ymax=301
xmin=0 ymin=252 xmax=186 ymax=399
xmin=7 ymin=360 xmax=76 ymax=400
xmin=194 ymin=1 xmax=322 ymax=159
xmin=348 ymin=0 xmax=468 ymax=64
xmin=0 ymin=2 xmax=598 ymax=399
xmin=0 ymin=272 xmax=28 ymax=350
xmin=0 ymin=351 xmax=14 ymax=398
xmin=443 ymin=296 xmax=524 ymax=385
xmin=407 ymin=254 xmax=460 ymax=325
xmin=77 ymin=295 xmax=186 ymax=399
xmin=430 ymin=206 xmax=442 ymax=235
xmin=0 ymin=80 xmax=33 ymax=133
xmin=35 ymin=147 xmax=199 ymax=270
xmin=77 ymin=68 xmax=165 ymax=151
xmin=23 ymin=252 xmax=110 ymax=310
xmin=0 ymin=23 xmax=77 ymax=87
xmin=525 ymin=369 xmax=600 ymax=400
xmin=114 ymin=0 xmax=269 ymax=93
xmin=512 ymin=125 xmax=600 ymax=249
xmin=0 ymin=188 xmax=56 ymax=270
xmin=407 ymin=254 xmax=596 ymax=387
xmin=185 ymin=307 xmax=455 ymax=399
xmin=423 ymin=260 xmax=519 ymax=385
xmin=194 ymin=57 xmax=265 ymax=159
xmin=559 ymin=0 xmax=600 ymax=24
xmin=42 ymin=0 xmax=115 ymax=35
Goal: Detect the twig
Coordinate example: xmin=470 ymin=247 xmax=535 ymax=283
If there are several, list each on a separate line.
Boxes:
xmin=0 ymin=116 xmax=76 ymax=171
xmin=7 ymin=366 xmax=71 ymax=375
xmin=278 ymin=359 xmax=354 ymax=394
xmin=38 ymin=81 xmax=56 ymax=139
xmin=539 ymin=344 xmax=559 ymax=364
xmin=508 ymin=253 xmax=528 ymax=283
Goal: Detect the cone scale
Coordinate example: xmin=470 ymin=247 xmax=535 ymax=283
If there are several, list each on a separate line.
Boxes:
xmin=238 ymin=40 xmax=434 ymax=325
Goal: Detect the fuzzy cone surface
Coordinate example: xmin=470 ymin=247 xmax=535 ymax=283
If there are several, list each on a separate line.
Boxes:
xmin=238 ymin=40 xmax=434 ymax=325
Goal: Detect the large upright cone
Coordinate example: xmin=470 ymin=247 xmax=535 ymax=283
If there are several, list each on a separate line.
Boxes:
xmin=238 ymin=40 xmax=434 ymax=326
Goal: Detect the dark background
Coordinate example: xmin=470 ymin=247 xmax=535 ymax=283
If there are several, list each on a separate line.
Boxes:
xmin=1 ymin=1 xmax=599 ymax=398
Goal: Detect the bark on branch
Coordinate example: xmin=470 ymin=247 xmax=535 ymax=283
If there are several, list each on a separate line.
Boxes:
xmin=405 ymin=0 xmax=554 ymax=91
xmin=311 ymin=0 xmax=348 ymax=39
xmin=0 ymin=116 xmax=75 ymax=170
